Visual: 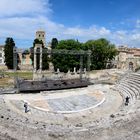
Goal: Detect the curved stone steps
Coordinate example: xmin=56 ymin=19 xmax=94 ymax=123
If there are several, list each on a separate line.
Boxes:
xmin=117 ymin=84 xmax=136 ymax=100
xmin=120 ymin=73 xmax=140 ymax=81
xmin=119 ymin=76 xmax=140 ymax=96
xmin=116 ymin=72 xmax=140 ymax=112
xmin=117 ymin=86 xmax=134 ymax=104
xmin=117 ymin=72 xmax=140 ymax=97
xmin=119 ymin=82 xmax=139 ymax=98
xmin=121 ymin=81 xmax=140 ymax=96
xmin=123 ymin=77 xmax=140 ymax=83
xmin=117 ymin=86 xmax=137 ymax=112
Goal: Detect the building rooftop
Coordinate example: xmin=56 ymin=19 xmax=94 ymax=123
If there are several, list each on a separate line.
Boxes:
xmin=0 ymin=45 xmax=4 ymax=48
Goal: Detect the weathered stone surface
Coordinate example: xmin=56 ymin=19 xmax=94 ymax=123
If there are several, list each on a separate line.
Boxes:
xmin=0 ymin=70 xmax=140 ymax=140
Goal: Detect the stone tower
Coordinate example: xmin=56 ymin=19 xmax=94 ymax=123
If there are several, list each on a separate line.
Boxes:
xmin=36 ymin=30 xmax=46 ymax=47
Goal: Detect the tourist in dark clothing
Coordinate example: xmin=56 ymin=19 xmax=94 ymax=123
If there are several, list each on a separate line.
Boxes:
xmin=125 ymin=96 xmax=130 ymax=105
xmin=24 ymin=102 xmax=28 ymax=113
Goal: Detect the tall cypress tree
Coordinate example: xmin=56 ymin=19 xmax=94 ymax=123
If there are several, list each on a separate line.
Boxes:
xmin=4 ymin=38 xmax=15 ymax=69
xmin=51 ymin=38 xmax=58 ymax=49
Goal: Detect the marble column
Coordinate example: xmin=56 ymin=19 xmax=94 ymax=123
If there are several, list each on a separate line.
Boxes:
xmin=74 ymin=67 xmax=76 ymax=74
xmin=40 ymin=47 xmax=42 ymax=72
xmin=80 ymin=55 xmax=83 ymax=80
xmin=34 ymin=47 xmax=37 ymax=72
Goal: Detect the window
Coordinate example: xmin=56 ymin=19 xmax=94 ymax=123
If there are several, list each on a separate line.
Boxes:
xmin=0 ymin=53 xmax=2 ymax=57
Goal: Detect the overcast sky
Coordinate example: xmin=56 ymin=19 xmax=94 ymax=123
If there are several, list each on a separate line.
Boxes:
xmin=0 ymin=0 xmax=140 ymax=48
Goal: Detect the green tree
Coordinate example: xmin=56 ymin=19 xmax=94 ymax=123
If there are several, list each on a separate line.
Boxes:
xmin=4 ymin=37 xmax=15 ymax=69
xmin=84 ymin=38 xmax=117 ymax=70
xmin=22 ymin=49 xmax=30 ymax=59
xmin=51 ymin=38 xmax=58 ymax=49
xmin=30 ymin=39 xmax=49 ymax=70
xmin=52 ymin=39 xmax=82 ymax=72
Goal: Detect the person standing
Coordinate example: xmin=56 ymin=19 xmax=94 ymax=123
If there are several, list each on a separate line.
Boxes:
xmin=125 ymin=96 xmax=130 ymax=106
xmin=24 ymin=102 xmax=28 ymax=113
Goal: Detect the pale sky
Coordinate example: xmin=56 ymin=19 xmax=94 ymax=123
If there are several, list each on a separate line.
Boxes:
xmin=0 ymin=0 xmax=140 ymax=48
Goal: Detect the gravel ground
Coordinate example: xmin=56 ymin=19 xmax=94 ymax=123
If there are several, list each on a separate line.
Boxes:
xmin=0 ymin=92 xmax=140 ymax=140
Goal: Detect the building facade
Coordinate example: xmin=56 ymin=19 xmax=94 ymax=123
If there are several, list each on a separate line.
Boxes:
xmin=115 ymin=46 xmax=140 ymax=71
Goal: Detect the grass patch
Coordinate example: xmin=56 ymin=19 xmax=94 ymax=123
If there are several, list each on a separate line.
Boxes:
xmin=0 ymin=71 xmax=33 ymax=88
xmin=5 ymin=71 xmax=33 ymax=80
xmin=0 ymin=77 xmax=14 ymax=88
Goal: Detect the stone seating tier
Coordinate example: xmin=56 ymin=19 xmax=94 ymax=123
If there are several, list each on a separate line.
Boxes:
xmin=120 ymin=77 xmax=140 ymax=91
xmin=116 ymin=72 xmax=140 ymax=107
xmin=119 ymin=81 xmax=139 ymax=98
xmin=125 ymin=73 xmax=140 ymax=79
xmin=124 ymin=77 xmax=140 ymax=82
xmin=121 ymin=81 xmax=140 ymax=95
xmin=117 ymin=85 xmax=134 ymax=99
xmin=118 ymin=83 xmax=137 ymax=99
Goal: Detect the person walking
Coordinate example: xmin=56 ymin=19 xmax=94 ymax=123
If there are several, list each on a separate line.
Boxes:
xmin=24 ymin=102 xmax=28 ymax=113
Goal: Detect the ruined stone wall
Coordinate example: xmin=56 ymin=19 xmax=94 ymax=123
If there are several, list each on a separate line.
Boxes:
xmin=19 ymin=64 xmax=33 ymax=71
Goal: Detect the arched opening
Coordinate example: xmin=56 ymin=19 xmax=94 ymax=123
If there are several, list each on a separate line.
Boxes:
xmin=129 ymin=62 xmax=133 ymax=70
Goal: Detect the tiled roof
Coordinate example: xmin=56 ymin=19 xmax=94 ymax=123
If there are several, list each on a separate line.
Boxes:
xmin=134 ymin=52 xmax=140 ymax=56
xmin=0 ymin=45 xmax=4 ymax=48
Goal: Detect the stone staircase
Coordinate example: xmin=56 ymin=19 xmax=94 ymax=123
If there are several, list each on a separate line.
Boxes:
xmin=116 ymin=72 xmax=140 ymax=113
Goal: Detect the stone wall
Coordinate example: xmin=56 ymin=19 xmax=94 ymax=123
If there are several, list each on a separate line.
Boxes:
xmin=0 ymin=65 xmax=7 ymax=70
xmin=19 ymin=64 xmax=33 ymax=71
xmin=116 ymin=46 xmax=140 ymax=71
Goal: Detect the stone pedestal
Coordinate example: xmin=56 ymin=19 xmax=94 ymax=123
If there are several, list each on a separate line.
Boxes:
xmin=49 ymin=62 xmax=54 ymax=72
xmin=74 ymin=67 xmax=76 ymax=74
xmin=57 ymin=68 xmax=60 ymax=73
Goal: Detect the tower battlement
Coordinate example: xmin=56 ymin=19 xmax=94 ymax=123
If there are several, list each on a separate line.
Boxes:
xmin=36 ymin=30 xmax=46 ymax=47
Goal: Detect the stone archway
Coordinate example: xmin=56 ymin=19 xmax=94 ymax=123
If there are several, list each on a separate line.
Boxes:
xmin=129 ymin=62 xmax=133 ymax=70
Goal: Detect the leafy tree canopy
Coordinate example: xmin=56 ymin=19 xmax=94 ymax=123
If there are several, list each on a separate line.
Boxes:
xmin=52 ymin=38 xmax=117 ymax=72
xmin=83 ymin=38 xmax=118 ymax=70
xmin=52 ymin=39 xmax=82 ymax=72
xmin=33 ymin=38 xmax=45 ymax=48
xmin=57 ymin=39 xmax=82 ymax=50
